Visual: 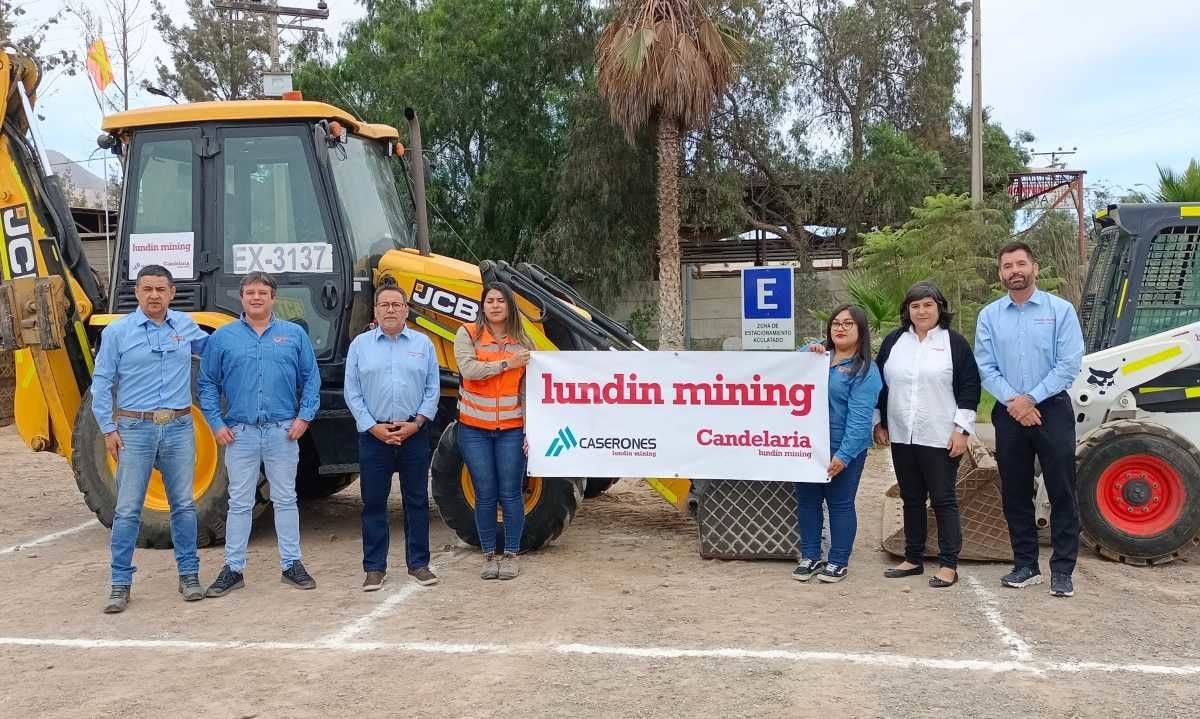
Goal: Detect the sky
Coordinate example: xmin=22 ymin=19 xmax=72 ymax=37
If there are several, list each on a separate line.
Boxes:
xmin=20 ymin=0 xmax=1200 ymax=197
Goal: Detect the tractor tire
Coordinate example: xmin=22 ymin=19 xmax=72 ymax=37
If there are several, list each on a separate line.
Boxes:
xmin=294 ymin=434 xmax=357 ymax=500
xmin=584 ymin=478 xmax=617 ymax=498
xmin=71 ymin=361 xmax=268 ymax=549
xmin=430 ymin=421 xmax=584 ymax=553
xmin=1077 ymin=421 xmax=1200 ymax=565
xmin=297 ymin=473 xmax=357 ymax=501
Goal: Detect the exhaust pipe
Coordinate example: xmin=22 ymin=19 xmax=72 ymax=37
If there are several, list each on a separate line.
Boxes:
xmin=404 ymin=107 xmax=432 ymax=257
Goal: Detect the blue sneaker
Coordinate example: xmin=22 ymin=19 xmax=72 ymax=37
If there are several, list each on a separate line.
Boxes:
xmin=817 ymin=563 xmax=848 ymax=583
xmin=791 ymin=558 xmax=826 ymax=582
xmin=1049 ymin=573 xmax=1074 ymax=597
xmin=1000 ymin=566 xmax=1043 ymax=589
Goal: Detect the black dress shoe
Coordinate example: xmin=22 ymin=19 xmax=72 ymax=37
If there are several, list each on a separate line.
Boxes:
xmin=884 ymin=565 xmax=924 ymax=578
xmin=929 ymin=570 xmax=959 ymax=588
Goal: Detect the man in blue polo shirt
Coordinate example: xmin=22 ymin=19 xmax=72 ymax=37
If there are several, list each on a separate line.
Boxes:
xmin=91 ymin=265 xmax=209 ymax=613
xmin=975 ymin=241 xmax=1084 ymax=598
xmin=199 ymin=272 xmax=320 ymax=597
xmin=344 ymin=282 xmax=440 ymax=591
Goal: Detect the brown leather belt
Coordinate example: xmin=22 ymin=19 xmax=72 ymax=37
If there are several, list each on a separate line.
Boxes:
xmin=117 ymin=408 xmax=190 ymax=424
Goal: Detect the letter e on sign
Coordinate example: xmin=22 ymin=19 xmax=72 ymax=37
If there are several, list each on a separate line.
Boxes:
xmin=741 ymin=266 xmax=794 ymax=350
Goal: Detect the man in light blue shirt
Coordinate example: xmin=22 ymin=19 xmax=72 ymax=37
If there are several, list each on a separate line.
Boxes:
xmin=975 ymin=241 xmax=1084 ymax=598
xmin=90 ymin=265 xmax=208 ymax=613
xmin=199 ymin=271 xmax=320 ymax=598
xmin=344 ymin=283 xmax=440 ymax=590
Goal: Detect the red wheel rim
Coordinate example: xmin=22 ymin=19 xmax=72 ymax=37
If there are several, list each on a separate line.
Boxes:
xmin=1096 ymin=453 xmax=1187 ymax=537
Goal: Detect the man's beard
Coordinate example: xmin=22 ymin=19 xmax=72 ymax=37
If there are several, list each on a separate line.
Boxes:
xmin=1004 ymin=273 xmax=1030 ymax=290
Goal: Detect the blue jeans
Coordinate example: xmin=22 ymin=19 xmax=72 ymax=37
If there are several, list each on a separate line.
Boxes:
xmin=458 ymin=424 xmax=526 ymax=554
xmin=110 ymin=415 xmax=198 ymax=585
xmin=358 ymin=427 xmax=431 ymax=572
xmin=223 ymin=421 xmax=301 ymax=572
xmin=795 ymin=451 xmax=867 ymax=567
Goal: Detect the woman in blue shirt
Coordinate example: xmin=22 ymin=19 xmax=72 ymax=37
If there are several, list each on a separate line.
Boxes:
xmin=794 ymin=304 xmax=883 ymax=583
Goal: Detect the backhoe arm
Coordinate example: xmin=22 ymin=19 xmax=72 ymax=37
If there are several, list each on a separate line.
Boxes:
xmin=0 ymin=52 xmax=106 ymax=457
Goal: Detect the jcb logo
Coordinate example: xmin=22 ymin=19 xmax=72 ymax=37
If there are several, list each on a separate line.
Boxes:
xmin=411 ymin=280 xmax=479 ymax=322
xmin=2 ymin=204 xmax=35 ymax=279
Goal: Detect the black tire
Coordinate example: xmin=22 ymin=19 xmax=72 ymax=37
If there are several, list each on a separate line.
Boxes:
xmin=430 ymin=421 xmax=584 ymax=552
xmin=297 ymin=473 xmax=357 ymax=501
xmin=71 ymin=359 xmax=268 ymax=549
xmin=584 ymin=478 xmax=617 ymax=498
xmin=1077 ymin=422 xmax=1200 ymax=565
xmin=295 ymin=434 xmax=356 ymax=500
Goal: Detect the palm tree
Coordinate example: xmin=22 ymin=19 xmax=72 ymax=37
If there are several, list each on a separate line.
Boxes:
xmin=596 ymin=0 xmax=743 ymax=349
xmin=1152 ymin=159 xmax=1200 ymax=202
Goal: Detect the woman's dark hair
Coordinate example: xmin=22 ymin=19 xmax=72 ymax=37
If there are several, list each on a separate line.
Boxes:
xmin=900 ymin=281 xmax=953 ymax=331
xmin=824 ymin=303 xmax=872 ymax=377
xmin=474 ymin=281 xmax=533 ymax=349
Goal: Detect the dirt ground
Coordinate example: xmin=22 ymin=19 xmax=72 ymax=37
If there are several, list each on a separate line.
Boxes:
xmin=1 ymin=423 xmax=1198 ymax=719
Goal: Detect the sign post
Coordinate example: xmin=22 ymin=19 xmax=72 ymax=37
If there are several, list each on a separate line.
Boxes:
xmin=741 ymin=267 xmax=794 ymax=350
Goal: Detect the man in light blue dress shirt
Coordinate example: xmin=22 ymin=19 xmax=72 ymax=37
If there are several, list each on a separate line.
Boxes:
xmin=344 ymin=283 xmax=440 ymax=591
xmin=975 ymin=241 xmax=1084 ymax=598
xmin=199 ymin=272 xmax=321 ymax=598
xmin=90 ymin=265 xmax=209 ymax=613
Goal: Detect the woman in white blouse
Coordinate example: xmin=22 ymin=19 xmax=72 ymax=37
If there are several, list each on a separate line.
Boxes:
xmin=874 ymin=282 xmax=981 ymax=588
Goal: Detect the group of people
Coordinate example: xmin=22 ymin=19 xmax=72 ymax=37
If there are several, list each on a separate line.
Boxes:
xmin=92 ymin=238 xmax=1084 ymax=614
xmin=793 ymin=241 xmax=1085 ymax=598
xmin=93 ymin=265 xmax=533 ymax=613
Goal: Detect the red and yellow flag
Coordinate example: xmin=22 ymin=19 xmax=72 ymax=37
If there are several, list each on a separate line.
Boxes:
xmin=86 ymin=39 xmax=114 ymax=91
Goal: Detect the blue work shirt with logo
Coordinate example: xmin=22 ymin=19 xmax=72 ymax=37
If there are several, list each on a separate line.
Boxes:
xmin=827 ymin=356 xmax=883 ymax=466
xmin=974 ymin=289 xmax=1084 ymax=406
xmin=198 ymin=314 xmax=320 ymax=430
xmin=344 ymin=326 xmax=440 ymax=433
xmin=90 ymin=307 xmax=209 ymax=435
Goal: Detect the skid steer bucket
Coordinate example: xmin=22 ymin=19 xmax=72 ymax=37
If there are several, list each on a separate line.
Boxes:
xmin=881 ymin=438 xmax=1015 ymax=561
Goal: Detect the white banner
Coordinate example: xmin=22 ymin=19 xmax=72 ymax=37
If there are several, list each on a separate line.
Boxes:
xmin=128 ymin=232 xmax=194 ymax=280
xmin=526 ymin=351 xmax=830 ymax=483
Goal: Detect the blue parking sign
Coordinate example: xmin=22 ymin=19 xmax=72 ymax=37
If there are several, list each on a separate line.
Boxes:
xmin=742 ymin=267 xmax=793 ymax=319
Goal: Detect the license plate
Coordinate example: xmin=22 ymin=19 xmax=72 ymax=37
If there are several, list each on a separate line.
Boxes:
xmin=232 ymin=243 xmax=334 ymax=274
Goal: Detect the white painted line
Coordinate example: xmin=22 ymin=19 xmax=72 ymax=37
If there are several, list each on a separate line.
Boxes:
xmin=965 ymin=573 xmax=1034 ymax=662
xmin=324 ymin=583 xmax=424 ymax=645
xmin=0 ymin=520 xmax=98 ymax=557
xmin=1 ymin=635 xmax=1198 ymax=677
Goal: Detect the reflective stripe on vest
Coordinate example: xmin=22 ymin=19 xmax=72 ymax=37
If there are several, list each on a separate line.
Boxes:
xmin=458 ymin=323 xmax=526 ymax=430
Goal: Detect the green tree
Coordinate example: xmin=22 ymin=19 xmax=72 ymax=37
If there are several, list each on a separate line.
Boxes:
xmin=152 ymin=0 xmax=269 ymax=101
xmin=855 ymin=193 xmax=1007 ymax=339
xmin=860 ymin=122 xmax=944 ymax=228
xmin=1149 ymin=158 xmax=1200 ymax=202
xmin=785 ymin=0 xmax=966 ymax=164
xmin=596 ymin=0 xmax=744 ymax=350
xmin=295 ymin=0 xmax=592 ymax=262
xmin=1 ymin=1 xmax=76 ymax=74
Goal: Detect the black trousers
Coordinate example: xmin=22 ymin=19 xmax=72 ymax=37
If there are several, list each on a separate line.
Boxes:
xmin=992 ymin=392 xmax=1080 ymax=576
xmin=891 ymin=442 xmax=963 ymax=568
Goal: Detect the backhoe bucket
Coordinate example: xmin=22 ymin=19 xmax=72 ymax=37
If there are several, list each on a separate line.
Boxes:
xmin=881 ymin=438 xmax=1015 ymax=561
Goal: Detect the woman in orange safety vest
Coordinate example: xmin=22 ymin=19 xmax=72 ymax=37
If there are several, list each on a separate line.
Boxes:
xmin=453 ymin=281 xmax=534 ymax=581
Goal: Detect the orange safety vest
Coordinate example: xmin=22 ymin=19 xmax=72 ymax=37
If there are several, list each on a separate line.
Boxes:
xmin=458 ymin=323 xmax=526 ymax=431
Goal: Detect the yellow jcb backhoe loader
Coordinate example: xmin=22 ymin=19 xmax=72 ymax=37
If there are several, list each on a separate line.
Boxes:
xmin=0 ymin=51 xmax=699 ymax=553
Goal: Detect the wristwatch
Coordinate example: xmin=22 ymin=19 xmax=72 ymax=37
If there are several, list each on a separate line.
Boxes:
xmin=500 ymin=359 xmax=509 ymax=370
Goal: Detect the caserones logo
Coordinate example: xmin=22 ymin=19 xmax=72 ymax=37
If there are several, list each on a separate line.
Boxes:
xmin=545 ymin=426 xmax=579 ymax=457
xmin=545 ymin=427 xmax=658 ymax=457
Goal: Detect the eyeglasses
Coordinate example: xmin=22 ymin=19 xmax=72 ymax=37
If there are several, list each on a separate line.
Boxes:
xmin=375 ymin=302 xmax=408 ymax=311
xmin=830 ymin=320 xmax=857 ymax=330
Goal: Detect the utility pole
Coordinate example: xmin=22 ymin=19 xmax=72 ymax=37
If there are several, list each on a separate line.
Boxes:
xmin=210 ymin=0 xmax=329 ymax=73
xmin=1031 ymin=147 xmax=1078 ymax=169
xmin=970 ymin=0 xmax=983 ymax=206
